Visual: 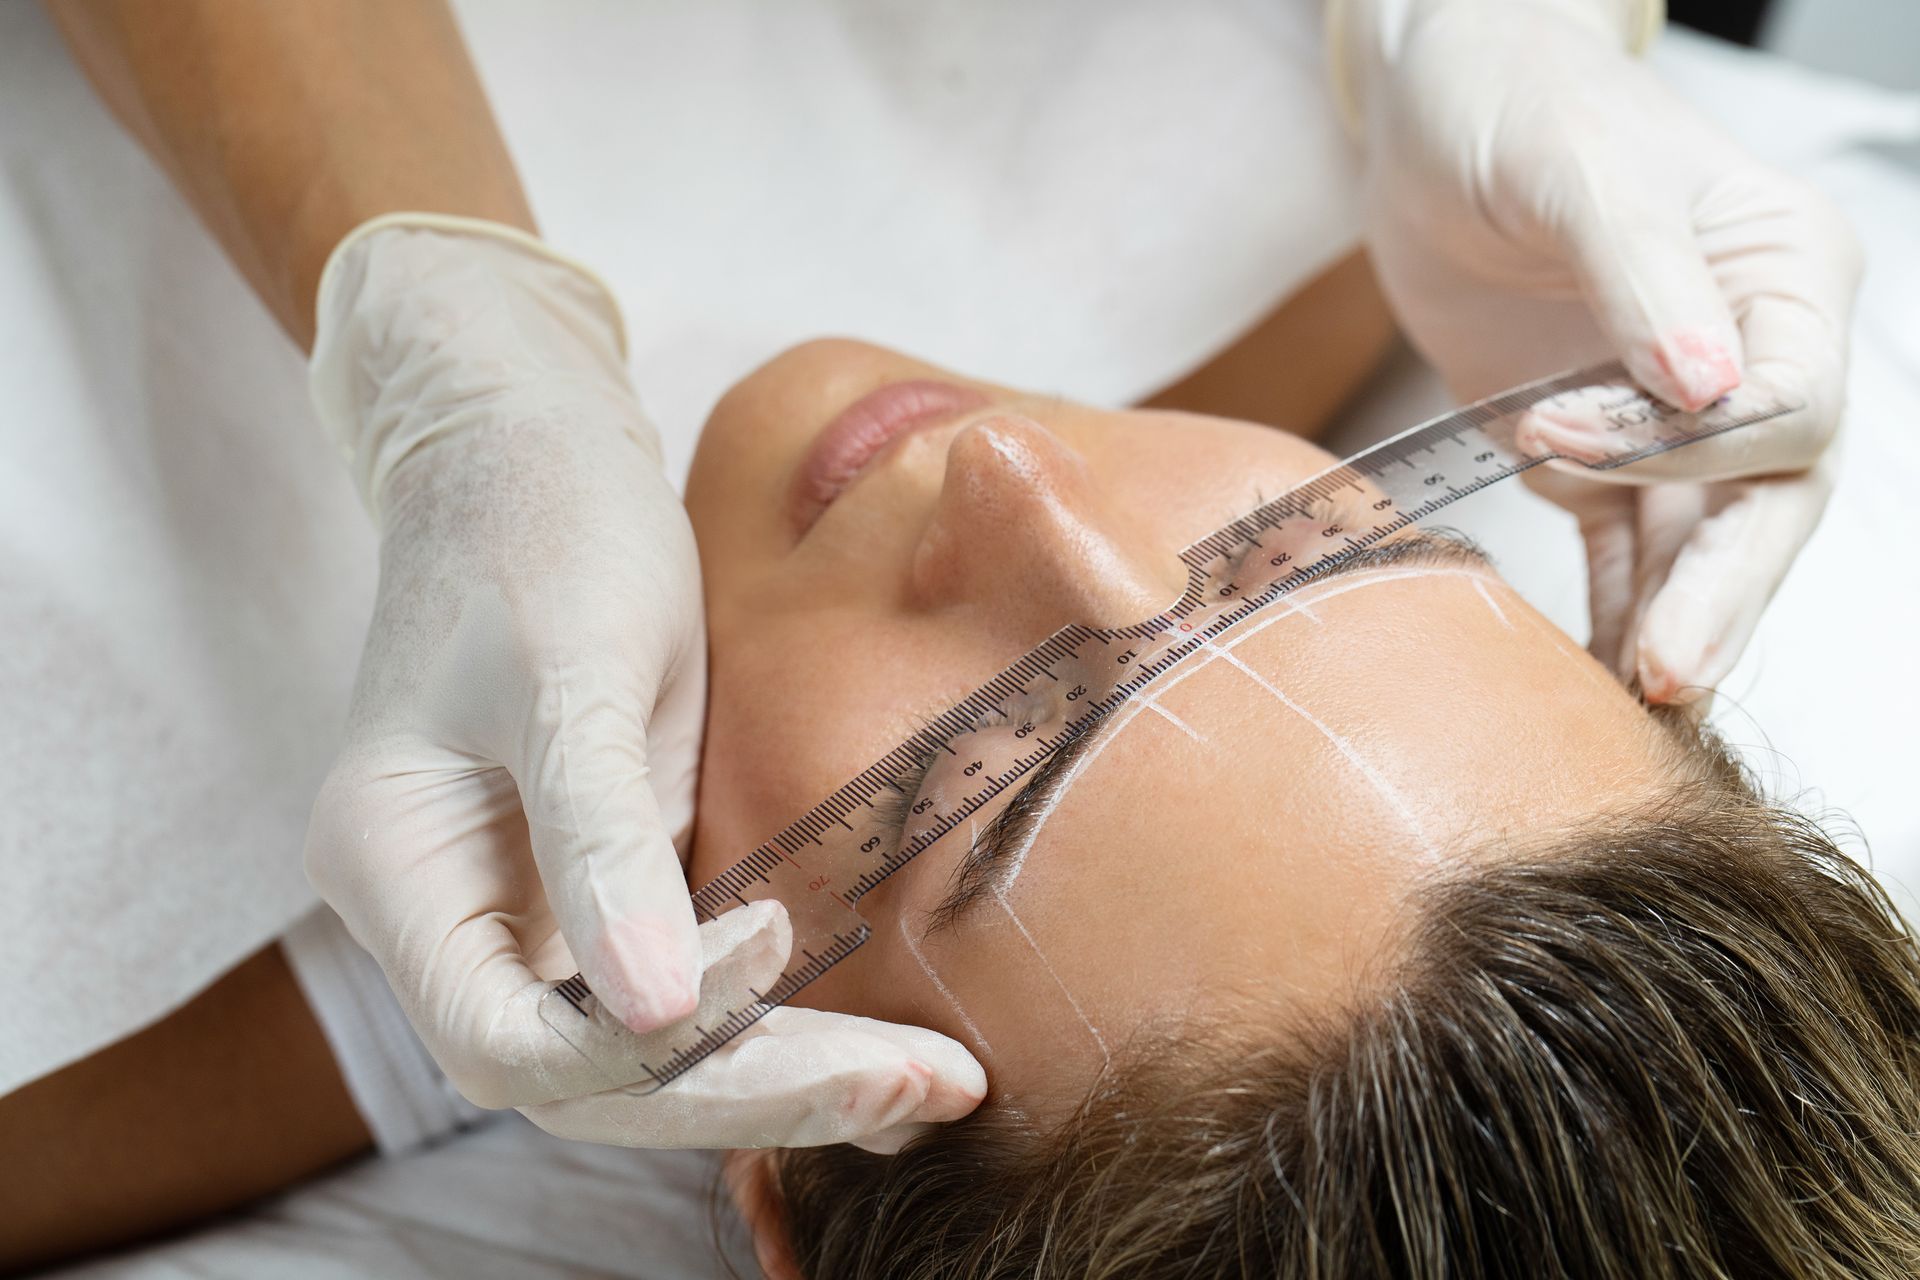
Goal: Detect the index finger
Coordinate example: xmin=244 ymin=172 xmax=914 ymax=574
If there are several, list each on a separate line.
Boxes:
xmin=518 ymin=696 xmax=706 ymax=1036
xmin=1521 ymin=186 xmax=1858 ymax=484
xmin=1517 ymin=349 xmax=1829 ymax=486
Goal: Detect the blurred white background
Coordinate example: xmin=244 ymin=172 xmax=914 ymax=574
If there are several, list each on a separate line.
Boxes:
xmin=1765 ymin=0 xmax=1920 ymax=167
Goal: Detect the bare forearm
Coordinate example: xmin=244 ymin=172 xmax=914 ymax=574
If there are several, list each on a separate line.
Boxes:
xmin=45 ymin=0 xmax=535 ymax=349
xmin=0 ymin=946 xmax=369 ymax=1273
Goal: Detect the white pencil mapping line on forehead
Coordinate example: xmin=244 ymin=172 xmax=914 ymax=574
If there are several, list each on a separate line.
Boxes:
xmin=1205 ymin=643 xmax=1436 ymax=858
xmin=1473 ymin=578 xmax=1514 ymax=629
xmin=899 ymin=913 xmax=995 ymax=1061
xmin=996 ymin=892 xmax=1111 ymax=1068
xmin=1141 ymin=696 xmax=1205 ymax=742
xmin=922 ymin=559 xmax=1505 ymax=929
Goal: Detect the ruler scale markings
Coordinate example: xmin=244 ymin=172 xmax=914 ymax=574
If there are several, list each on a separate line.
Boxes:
xmin=546 ymin=362 xmax=1801 ymax=1089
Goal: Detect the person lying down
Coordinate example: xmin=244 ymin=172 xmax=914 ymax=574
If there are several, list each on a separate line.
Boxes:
xmin=12 ymin=339 xmax=1919 ymax=1279
xmin=681 ymin=341 xmax=1920 ymax=1279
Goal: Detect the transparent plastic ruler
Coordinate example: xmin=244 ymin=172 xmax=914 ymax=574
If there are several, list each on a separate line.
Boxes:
xmin=541 ymin=360 xmax=1800 ymax=1091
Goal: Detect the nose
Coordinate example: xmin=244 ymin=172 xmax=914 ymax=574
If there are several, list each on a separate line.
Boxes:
xmin=908 ymin=414 xmax=1188 ymax=635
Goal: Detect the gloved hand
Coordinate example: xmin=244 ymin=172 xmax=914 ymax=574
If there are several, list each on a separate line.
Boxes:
xmin=305 ymin=215 xmax=983 ymax=1149
xmin=1329 ymin=0 xmax=1860 ymax=702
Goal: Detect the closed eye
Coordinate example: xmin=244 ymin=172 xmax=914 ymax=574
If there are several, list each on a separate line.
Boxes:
xmin=920 ymin=700 xmax=1123 ymax=934
xmin=914 ymin=527 xmax=1493 ymax=933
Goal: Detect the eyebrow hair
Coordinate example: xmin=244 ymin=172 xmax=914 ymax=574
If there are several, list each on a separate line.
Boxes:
xmin=921 ymin=699 xmax=1124 ymax=934
xmin=918 ymin=527 xmax=1492 ymax=933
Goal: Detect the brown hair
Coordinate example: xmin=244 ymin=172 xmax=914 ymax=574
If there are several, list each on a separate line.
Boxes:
xmin=770 ymin=716 xmax=1920 ymax=1278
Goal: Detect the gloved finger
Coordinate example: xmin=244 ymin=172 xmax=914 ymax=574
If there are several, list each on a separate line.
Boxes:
xmin=1633 ymin=465 xmax=1834 ymax=705
xmin=819 ymin=1011 xmax=993 ymax=1155
xmin=423 ymin=898 xmax=790 ymax=1110
xmin=1615 ymin=484 xmax=1709 ymax=692
xmin=1577 ymin=490 xmax=1639 ymax=681
xmin=1522 ymin=467 xmax=1637 ymax=676
xmin=1608 ymin=179 xmax=1859 ymax=483
xmin=1519 ymin=296 xmax=1841 ymax=486
xmin=517 ymin=1006 xmax=987 ymax=1150
xmin=520 ymin=698 xmax=704 ymax=1036
xmin=1518 ymin=185 xmax=1858 ymax=485
xmin=640 ymin=613 xmax=707 ymax=845
xmin=1556 ymin=191 xmax=1743 ymax=413
xmin=301 ymin=756 xmax=544 ymax=1110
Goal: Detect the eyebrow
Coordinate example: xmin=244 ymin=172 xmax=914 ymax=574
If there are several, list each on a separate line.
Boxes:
xmin=919 ymin=528 xmax=1491 ymax=933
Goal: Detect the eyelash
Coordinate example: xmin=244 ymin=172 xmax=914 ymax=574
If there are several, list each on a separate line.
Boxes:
xmin=865 ymin=653 xmax=1135 ymax=872
xmin=865 ymin=689 xmax=1058 ymax=841
xmin=869 ymin=750 xmax=937 ymax=837
xmin=923 ymin=698 xmax=1119 ymax=933
xmin=868 ymin=709 xmax=952 ymax=838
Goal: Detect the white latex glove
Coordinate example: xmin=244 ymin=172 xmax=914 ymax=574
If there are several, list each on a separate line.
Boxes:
xmin=305 ymin=214 xmax=984 ymax=1149
xmin=1329 ymin=0 xmax=1861 ymax=702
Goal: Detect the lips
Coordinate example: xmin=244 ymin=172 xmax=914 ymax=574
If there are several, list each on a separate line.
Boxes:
xmin=789 ymin=379 xmax=990 ymax=534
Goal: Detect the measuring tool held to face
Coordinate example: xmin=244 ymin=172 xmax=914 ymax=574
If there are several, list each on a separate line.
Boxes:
xmin=540 ymin=361 xmax=1803 ymax=1092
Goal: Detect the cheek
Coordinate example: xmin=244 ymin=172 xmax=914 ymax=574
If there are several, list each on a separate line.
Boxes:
xmin=1077 ymin=421 xmax=1339 ymax=550
xmin=692 ymin=608 xmax=1000 ymax=874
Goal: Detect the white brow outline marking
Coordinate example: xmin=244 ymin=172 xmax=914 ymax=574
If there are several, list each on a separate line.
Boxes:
xmin=995 ymin=567 xmax=1502 ymax=886
xmin=899 ymin=914 xmax=994 ymax=1060
xmin=908 ymin=568 xmax=1531 ymax=1068
xmin=1205 ymin=642 xmax=1436 ymax=856
xmin=1141 ymin=696 xmax=1205 ymax=742
xmin=995 ymin=892 xmax=1110 ymax=1067
xmin=998 ymin=698 xmax=1152 ymax=888
xmin=1473 ymin=578 xmax=1514 ymax=629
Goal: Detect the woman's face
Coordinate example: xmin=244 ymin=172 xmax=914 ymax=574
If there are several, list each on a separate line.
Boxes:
xmin=684 ymin=340 xmax=1669 ymax=1114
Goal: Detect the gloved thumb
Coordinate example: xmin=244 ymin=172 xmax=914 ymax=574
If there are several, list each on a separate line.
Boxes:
xmin=1555 ymin=191 xmax=1745 ymax=415
xmin=523 ymin=719 xmax=705 ymax=1037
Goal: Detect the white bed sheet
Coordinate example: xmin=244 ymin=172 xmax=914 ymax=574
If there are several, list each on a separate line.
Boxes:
xmin=49 ymin=1116 xmax=757 ymax=1280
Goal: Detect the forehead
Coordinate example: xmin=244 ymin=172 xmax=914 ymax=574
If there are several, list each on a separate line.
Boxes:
xmin=896 ymin=566 xmax=1665 ymax=1104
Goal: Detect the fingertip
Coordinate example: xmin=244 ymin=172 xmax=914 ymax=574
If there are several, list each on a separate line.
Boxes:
xmin=1641 ymin=659 xmax=1716 ymax=720
xmin=928 ymin=1044 xmax=988 ymax=1105
xmin=841 ymin=1057 xmax=932 ymax=1131
xmin=594 ymin=914 xmax=701 ymax=1033
xmin=694 ymin=898 xmax=794 ymax=1003
xmin=1643 ymin=640 xmax=1720 ymax=710
xmin=1513 ymin=409 xmax=1555 ymax=457
xmin=921 ymin=1067 xmax=988 ymax=1122
xmin=1636 ymin=582 xmax=1735 ymax=711
xmin=751 ymin=897 xmax=794 ymax=956
xmin=1652 ymin=332 xmax=1741 ymax=412
xmin=1638 ymin=657 xmax=1684 ymax=706
xmin=1516 ymin=408 xmax=1613 ymax=464
xmin=1637 ymin=628 xmax=1720 ymax=712
xmin=850 ymin=1121 xmax=930 ymax=1156
xmin=846 ymin=1057 xmax=985 ymax=1153
xmin=619 ymin=976 xmax=698 ymax=1035
xmin=702 ymin=897 xmax=790 ymax=960
xmin=832 ymin=1017 xmax=988 ymax=1109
